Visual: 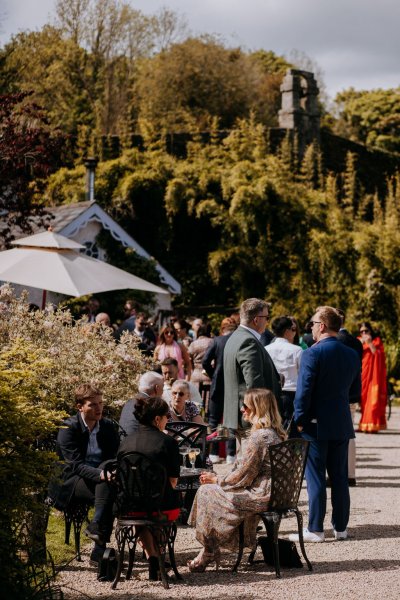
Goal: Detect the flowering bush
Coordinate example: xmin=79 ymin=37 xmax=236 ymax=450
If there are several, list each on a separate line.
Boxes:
xmin=0 ymin=284 xmax=151 ymax=415
xmin=0 ymin=284 xmax=150 ymax=597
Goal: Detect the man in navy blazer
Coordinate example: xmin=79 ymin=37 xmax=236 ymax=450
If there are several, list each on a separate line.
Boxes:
xmin=290 ymin=306 xmax=360 ymax=543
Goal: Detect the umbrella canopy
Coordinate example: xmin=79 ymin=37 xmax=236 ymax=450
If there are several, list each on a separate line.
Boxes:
xmin=0 ymin=230 xmax=168 ymax=297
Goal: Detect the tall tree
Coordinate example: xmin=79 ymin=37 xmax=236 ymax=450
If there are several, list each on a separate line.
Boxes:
xmin=0 ymin=92 xmax=64 ymax=246
xmin=333 ymin=87 xmax=400 ymax=154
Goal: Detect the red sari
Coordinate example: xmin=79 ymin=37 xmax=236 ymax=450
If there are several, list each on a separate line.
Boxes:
xmin=358 ymin=336 xmax=387 ymax=432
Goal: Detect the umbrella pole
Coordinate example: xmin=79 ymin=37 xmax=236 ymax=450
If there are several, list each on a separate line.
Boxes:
xmin=41 ymin=289 xmax=47 ymax=310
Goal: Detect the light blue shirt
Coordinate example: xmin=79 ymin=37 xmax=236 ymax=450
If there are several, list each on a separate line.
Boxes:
xmin=81 ymin=417 xmax=102 ymax=467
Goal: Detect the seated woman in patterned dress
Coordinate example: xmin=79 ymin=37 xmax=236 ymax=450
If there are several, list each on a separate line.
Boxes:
xmin=188 ymin=388 xmax=286 ymax=572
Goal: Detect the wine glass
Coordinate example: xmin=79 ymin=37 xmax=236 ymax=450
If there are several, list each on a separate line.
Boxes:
xmin=188 ymin=447 xmax=201 ymax=469
xmin=179 ymin=445 xmax=190 ymax=467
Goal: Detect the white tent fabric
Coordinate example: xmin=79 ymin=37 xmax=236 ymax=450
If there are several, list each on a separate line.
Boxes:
xmin=0 ymin=231 xmax=168 ymax=297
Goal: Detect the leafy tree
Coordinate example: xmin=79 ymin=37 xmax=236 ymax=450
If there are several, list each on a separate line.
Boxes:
xmin=43 ymin=115 xmax=400 ymax=358
xmin=133 ymin=37 xmax=274 ymax=132
xmin=248 ymin=50 xmax=291 ymax=126
xmin=333 ymin=87 xmax=400 ymax=154
xmin=0 ymin=92 xmax=65 ymax=246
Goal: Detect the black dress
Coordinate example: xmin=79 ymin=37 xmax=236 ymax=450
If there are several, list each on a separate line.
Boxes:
xmin=118 ymin=424 xmax=181 ymax=510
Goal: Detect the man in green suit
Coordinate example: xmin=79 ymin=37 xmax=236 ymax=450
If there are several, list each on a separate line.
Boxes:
xmin=223 ymin=298 xmax=281 ymax=435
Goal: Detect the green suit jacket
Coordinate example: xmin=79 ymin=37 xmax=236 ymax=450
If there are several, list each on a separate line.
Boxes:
xmin=223 ymin=326 xmax=281 ymax=429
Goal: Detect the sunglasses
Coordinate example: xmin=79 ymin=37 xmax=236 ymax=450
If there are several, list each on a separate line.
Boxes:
xmin=241 ymin=404 xmax=250 ymax=412
xmin=360 ymin=329 xmax=369 ymax=334
xmin=172 ymin=391 xmax=185 ymax=397
xmin=164 ymin=331 xmax=174 ymax=335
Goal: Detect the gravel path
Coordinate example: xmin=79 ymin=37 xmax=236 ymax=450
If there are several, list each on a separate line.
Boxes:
xmin=59 ymin=407 xmax=400 ymax=600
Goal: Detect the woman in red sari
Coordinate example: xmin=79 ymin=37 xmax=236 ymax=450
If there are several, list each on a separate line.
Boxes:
xmin=358 ymin=322 xmax=387 ymax=433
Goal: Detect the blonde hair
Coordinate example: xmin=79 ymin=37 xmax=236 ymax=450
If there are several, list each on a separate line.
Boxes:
xmin=244 ymin=388 xmax=286 ymax=441
xmin=314 ymin=306 xmax=342 ymax=332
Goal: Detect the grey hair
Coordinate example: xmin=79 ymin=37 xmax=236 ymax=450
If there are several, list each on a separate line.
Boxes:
xmin=138 ymin=371 xmax=164 ymax=394
xmin=240 ymin=298 xmax=270 ymax=326
xmin=171 ymin=379 xmax=191 ymax=396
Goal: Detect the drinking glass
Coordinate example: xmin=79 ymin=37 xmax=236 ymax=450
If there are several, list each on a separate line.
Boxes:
xmin=188 ymin=447 xmax=201 ymax=469
xmin=179 ymin=445 xmax=189 ymax=467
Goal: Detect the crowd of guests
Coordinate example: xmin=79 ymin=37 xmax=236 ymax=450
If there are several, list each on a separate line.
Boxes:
xmin=50 ymin=296 xmax=388 ymax=580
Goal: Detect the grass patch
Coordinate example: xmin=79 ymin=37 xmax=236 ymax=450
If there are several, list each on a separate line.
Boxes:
xmin=46 ymin=508 xmax=92 ymax=567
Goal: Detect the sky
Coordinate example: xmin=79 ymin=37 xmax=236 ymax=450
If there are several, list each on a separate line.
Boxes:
xmin=0 ymin=0 xmax=399 ymax=100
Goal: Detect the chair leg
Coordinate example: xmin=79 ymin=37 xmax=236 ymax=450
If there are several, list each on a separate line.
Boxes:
xmin=232 ymin=521 xmax=244 ymax=572
xmin=295 ymin=510 xmax=312 ymax=571
xmin=112 ymin=526 xmax=127 ymax=590
xmin=64 ymin=514 xmax=72 ymax=546
xmin=126 ymin=537 xmax=138 ymax=580
xmin=167 ymin=523 xmax=183 ymax=581
xmin=264 ymin=515 xmax=281 ymax=578
xmin=73 ymin=520 xmax=82 ymax=561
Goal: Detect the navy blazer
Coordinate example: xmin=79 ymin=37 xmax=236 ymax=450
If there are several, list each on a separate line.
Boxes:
xmin=294 ymin=336 xmax=360 ymax=440
xmin=337 ymin=328 xmax=362 ymax=403
xmin=49 ymin=412 xmax=119 ymax=509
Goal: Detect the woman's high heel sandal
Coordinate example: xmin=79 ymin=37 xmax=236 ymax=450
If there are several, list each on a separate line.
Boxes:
xmin=187 ymin=548 xmax=221 ymax=572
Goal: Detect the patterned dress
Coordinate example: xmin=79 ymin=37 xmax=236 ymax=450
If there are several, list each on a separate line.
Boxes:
xmin=189 ymin=427 xmax=282 ymax=552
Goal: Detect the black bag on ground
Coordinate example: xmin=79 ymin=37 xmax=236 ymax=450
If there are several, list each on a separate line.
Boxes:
xmin=258 ymin=536 xmax=303 ymax=568
xmin=97 ymin=548 xmax=118 ymax=582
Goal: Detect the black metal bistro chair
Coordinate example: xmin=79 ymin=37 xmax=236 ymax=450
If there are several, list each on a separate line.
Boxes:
xmin=44 ymin=420 xmax=127 ymax=561
xmin=165 ymin=422 xmax=207 ymax=467
xmin=233 ymin=438 xmax=312 ymax=578
xmin=104 ymin=451 xmax=182 ymax=590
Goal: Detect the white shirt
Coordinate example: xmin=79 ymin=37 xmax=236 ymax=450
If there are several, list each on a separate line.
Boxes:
xmin=239 ymin=324 xmax=262 ymax=341
xmin=265 ymin=337 xmax=303 ymax=391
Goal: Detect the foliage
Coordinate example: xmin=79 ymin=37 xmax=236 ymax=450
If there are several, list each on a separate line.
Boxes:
xmin=43 ymin=118 xmax=400 ymax=367
xmin=133 ymin=37 xmax=285 ymax=132
xmin=0 ymin=1 xmax=188 ymax=140
xmin=0 ymin=337 xmax=65 ymax=599
xmin=0 ymin=92 xmax=65 ymax=246
xmin=0 ymin=284 xmax=150 ymax=410
xmin=0 ymin=1 xmax=292 ymax=145
xmin=0 ymin=284 xmax=149 ymax=596
xmin=333 ymin=87 xmax=400 ymax=154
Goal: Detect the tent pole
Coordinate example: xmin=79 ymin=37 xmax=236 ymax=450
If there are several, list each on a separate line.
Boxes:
xmin=41 ymin=289 xmax=47 ymax=310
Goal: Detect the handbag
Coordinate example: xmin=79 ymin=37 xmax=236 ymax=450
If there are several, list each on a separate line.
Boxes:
xmin=257 ymin=535 xmax=303 ymax=568
xmin=97 ymin=547 xmax=118 ymax=582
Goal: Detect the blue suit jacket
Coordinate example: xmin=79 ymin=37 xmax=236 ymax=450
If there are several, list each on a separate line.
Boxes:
xmin=294 ymin=336 xmax=360 ymax=440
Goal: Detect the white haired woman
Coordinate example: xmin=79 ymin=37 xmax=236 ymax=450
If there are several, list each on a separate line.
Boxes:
xmin=168 ymin=379 xmax=205 ymax=426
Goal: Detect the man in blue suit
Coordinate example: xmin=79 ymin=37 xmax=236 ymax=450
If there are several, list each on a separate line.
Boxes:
xmin=290 ymin=306 xmax=361 ymax=543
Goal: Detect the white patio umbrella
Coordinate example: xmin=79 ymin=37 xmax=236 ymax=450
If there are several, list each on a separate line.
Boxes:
xmin=0 ymin=230 xmax=169 ymax=306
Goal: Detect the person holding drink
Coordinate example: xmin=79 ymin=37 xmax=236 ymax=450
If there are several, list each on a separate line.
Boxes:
xmin=187 ymin=388 xmax=286 ymax=571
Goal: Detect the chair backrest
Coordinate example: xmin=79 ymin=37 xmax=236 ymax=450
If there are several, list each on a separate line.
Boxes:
xmin=267 ymin=438 xmax=309 ymax=512
xmin=165 ymin=422 xmax=207 ymax=465
xmin=111 ymin=451 xmax=167 ymax=518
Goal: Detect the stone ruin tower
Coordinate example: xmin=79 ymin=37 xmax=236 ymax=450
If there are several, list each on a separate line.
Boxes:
xmin=278 ymin=69 xmax=320 ymax=155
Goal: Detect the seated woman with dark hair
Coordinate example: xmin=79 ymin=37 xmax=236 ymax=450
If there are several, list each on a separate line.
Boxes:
xmin=118 ymin=396 xmax=181 ymax=580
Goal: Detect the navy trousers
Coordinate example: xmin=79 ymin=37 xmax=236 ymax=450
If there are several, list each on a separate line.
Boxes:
xmin=301 ymin=433 xmax=350 ymax=532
